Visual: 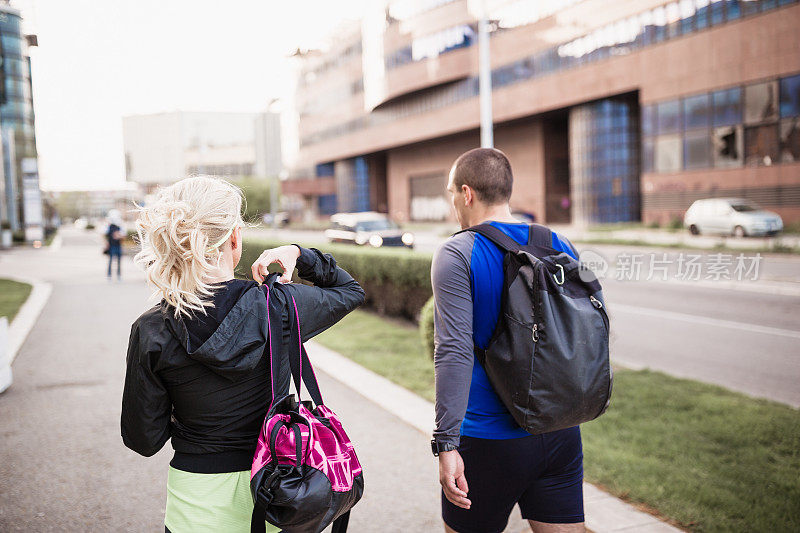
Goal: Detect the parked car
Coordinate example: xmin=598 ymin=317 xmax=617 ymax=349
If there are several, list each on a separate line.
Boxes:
xmin=511 ymin=210 xmax=537 ymax=223
xmin=261 ymin=212 xmax=290 ymax=227
xmin=684 ymin=198 xmax=783 ymax=237
xmin=324 ymin=212 xmax=415 ymax=248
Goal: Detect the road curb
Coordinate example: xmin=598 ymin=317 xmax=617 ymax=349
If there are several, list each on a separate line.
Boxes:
xmin=306 ymin=341 xmax=684 ymax=533
xmin=5 ymin=275 xmax=52 ymax=365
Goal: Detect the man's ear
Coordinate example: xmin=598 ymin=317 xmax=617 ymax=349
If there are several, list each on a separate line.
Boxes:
xmin=462 ymin=184 xmax=473 ymax=207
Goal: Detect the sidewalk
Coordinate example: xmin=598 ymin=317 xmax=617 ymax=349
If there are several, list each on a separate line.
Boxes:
xmin=549 ymin=224 xmax=800 ymax=253
xmin=306 ymin=342 xmax=684 ymax=533
xmin=0 ymin=228 xmax=683 ymax=531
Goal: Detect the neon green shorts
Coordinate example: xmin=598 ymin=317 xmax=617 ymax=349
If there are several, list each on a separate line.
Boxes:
xmin=165 ymin=467 xmax=280 ymax=533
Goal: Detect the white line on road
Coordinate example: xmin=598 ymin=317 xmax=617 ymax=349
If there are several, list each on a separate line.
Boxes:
xmin=612 ymin=303 xmax=800 ymax=340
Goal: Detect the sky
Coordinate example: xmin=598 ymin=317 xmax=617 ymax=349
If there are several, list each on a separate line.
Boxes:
xmin=15 ymin=0 xmax=371 ymax=191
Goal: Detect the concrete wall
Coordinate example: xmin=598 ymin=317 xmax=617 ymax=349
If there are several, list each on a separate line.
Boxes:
xmin=386 ymin=119 xmax=546 ymax=222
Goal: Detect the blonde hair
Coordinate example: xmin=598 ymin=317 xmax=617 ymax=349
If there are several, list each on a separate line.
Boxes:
xmin=134 ymin=176 xmax=245 ymax=318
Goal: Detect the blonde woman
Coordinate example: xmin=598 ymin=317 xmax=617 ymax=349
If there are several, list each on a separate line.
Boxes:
xmin=121 ymin=176 xmax=365 ymax=532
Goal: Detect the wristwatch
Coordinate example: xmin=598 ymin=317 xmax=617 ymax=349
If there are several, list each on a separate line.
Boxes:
xmin=431 ymin=439 xmax=458 ymax=457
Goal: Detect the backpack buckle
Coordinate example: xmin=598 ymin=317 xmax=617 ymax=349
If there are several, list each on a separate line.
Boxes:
xmin=553 ymin=264 xmax=565 ymax=285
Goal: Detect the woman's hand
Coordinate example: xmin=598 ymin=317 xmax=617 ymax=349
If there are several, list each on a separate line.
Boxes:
xmin=252 ymin=245 xmax=301 ymax=284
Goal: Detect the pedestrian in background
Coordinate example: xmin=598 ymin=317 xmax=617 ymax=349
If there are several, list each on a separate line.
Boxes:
xmin=105 ymin=209 xmax=125 ymax=281
xmin=121 ymin=176 xmax=364 ymax=532
xmin=431 ymin=148 xmax=585 ymax=533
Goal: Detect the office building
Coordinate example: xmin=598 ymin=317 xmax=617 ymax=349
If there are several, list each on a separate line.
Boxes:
xmin=283 ymin=0 xmax=800 ymax=226
xmin=122 ymin=111 xmax=282 ymax=191
xmin=0 ymin=1 xmax=43 ymax=240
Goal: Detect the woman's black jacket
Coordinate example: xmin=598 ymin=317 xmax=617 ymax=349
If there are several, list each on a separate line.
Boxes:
xmin=120 ymin=246 xmax=365 ymax=473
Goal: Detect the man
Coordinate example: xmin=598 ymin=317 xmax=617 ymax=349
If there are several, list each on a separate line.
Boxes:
xmin=431 ymin=148 xmax=584 ymax=533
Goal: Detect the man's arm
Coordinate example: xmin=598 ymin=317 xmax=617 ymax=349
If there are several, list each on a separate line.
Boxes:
xmin=431 ymin=235 xmax=475 ymax=510
xmin=431 ymin=236 xmax=475 ymax=448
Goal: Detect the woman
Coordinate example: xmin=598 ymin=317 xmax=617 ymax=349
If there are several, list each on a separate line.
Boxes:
xmin=121 ymin=176 xmax=365 ymax=532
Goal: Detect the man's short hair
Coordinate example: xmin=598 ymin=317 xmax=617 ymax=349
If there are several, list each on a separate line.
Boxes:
xmin=452 ymin=148 xmax=513 ymax=205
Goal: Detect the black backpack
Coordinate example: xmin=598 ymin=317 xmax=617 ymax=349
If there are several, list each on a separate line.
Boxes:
xmin=463 ymin=223 xmax=612 ymax=434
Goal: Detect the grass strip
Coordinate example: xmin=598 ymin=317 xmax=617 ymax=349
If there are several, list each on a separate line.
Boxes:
xmin=314 ymin=310 xmax=434 ymax=402
xmin=0 ymin=279 xmax=32 ymax=322
xmin=574 ymin=237 xmax=800 ymax=255
xmin=315 ymin=309 xmax=800 ymax=532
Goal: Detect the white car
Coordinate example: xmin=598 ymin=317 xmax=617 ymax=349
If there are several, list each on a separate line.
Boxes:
xmin=324 ymin=212 xmax=415 ymax=248
xmin=684 ymin=198 xmax=783 ymax=238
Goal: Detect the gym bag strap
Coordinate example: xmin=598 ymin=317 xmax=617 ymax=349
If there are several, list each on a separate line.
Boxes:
xmin=250 ymin=276 xmax=363 ymax=533
xmin=285 ymin=295 xmax=324 ymax=407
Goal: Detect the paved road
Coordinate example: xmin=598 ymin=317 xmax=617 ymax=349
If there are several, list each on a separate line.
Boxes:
xmin=0 ymin=228 xmax=535 ymax=532
xmin=244 ymin=227 xmax=800 ymax=283
xmin=246 ymin=226 xmax=800 ymax=407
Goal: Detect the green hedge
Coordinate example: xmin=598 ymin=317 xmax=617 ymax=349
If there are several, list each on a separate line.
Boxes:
xmin=420 ymin=296 xmax=435 ymax=359
xmin=241 ymin=239 xmax=434 ymax=321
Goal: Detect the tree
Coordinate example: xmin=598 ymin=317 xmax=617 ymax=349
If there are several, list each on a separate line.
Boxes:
xmin=232 ymin=176 xmax=278 ymax=223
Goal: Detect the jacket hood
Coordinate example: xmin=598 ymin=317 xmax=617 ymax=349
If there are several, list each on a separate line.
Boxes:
xmin=162 ymin=284 xmax=269 ymax=380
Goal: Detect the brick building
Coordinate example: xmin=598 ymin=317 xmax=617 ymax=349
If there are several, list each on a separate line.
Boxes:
xmin=283 ymin=0 xmax=800 ymax=226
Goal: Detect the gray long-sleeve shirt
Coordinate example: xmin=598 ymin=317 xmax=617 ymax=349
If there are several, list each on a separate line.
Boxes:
xmin=431 ymin=231 xmax=477 ymax=447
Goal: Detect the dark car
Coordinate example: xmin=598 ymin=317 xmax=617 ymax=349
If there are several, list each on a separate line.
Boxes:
xmin=324 ymin=212 xmax=415 ymax=249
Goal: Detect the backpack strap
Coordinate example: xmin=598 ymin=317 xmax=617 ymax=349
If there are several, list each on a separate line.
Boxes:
xmin=528 ymin=223 xmax=553 ymax=249
xmin=462 ymin=223 xmax=522 ymax=253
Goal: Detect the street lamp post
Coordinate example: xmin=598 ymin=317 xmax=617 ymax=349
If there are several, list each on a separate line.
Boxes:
xmin=477 ymin=2 xmax=493 ymax=148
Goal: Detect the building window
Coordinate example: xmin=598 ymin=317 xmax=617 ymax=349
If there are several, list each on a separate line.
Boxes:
xmin=726 ymin=0 xmax=742 ymax=20
xmin=683 ymin=93 xmax=711 ymax=129
xmin=744 ymin=81 xmax=779 ymax=124
xmin=743 ymin=0 xmax=764 ymax=15
xmin=641 ymin=105 xmax=657 ymax=136
xmin=316 ymin=162 xmax=335 ymax=177
xmin=656 ymin=100 xmax=682 ymax=134
xmin=642 ymin=137 xmax=655 ymax=172
xmin=779 ymin=118 xmax=800 ymax=163
xmin=684 ymin=129 xmax=711 ymax=169
xmin=779 ymin=73 xmax=800 ymax=118
xmin=712 ymin=87 xmax=742 ymax=126
xmin=695 ymin=0 xmax=711 ymax=29
xmin=318 ymin=194 xmax=338 ymax=215
xmin=655 ymin=134 xmax=683 ymax=172
xmin=679 ymin=0 xmax=696 ymax=33
xmin=744 ymin=124 xmax=779 ymax=166
xmin=710 ymin=0 xmax=726 ymax=24
xmin=665 ymin=2 xmax=682 ymax=39
xmin=410 ymin=174 xmax=449 ymax=221
xmin=713 ymin=125 xmax=744 ymax=167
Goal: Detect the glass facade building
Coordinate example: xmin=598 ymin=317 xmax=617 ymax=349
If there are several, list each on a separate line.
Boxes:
xmin=642 ymin=72 xmax=800 ymax=173
xmin=570 ymin=98 xmax=641 ymax=224
xmin=0 ymin=4 xmax=39 ymax=235
xmin=300 ymin=0 xmax=800 ymax=149
xmin=288 ymin=0 xmax=800 ymax=225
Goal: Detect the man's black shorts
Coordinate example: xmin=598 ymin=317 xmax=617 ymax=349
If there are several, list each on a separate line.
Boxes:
xmin=441 ymin=426 xmax=584 ymax=533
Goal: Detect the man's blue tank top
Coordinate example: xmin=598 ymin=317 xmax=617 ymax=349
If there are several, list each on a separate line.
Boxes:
xmin=461 ymin=221 xmax=579 ymax=440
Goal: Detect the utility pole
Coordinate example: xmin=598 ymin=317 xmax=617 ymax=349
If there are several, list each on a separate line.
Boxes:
xmin=271 ymin=171 xmax=283 ymax=229
xmin=477 ymin=1 xmax=494 ymax=148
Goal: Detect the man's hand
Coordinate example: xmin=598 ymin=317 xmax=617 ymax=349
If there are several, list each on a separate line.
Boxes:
xmin=252 ymin=245 xmax=301 ymax=284
xmin=439 ymin=450 xmax=470 ymax=509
